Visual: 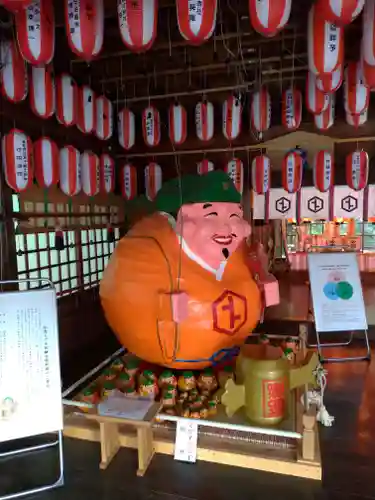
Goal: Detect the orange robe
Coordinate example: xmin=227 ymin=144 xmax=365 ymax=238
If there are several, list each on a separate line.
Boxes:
xmin=100 ymin=213 xmax=262 ymax=369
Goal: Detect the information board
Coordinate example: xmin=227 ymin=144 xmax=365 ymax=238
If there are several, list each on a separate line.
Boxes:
xmin=0 ymin=288 xmax=63 ymax=442
xmin=308 ymin=252 xmax=368 ymax=333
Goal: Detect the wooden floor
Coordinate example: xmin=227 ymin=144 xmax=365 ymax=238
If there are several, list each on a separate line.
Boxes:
xmin=1 ymin=344 xmax=375 ymax=500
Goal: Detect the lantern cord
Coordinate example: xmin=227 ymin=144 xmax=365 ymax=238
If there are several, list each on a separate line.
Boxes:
xmin=167 ymin=7 xmax=172 ymax=58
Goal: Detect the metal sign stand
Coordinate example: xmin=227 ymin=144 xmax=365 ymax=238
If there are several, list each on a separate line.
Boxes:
xmin=0 ymin=279 xmax=64 ymax=500
xmin=306 ymin=247 xmax=371 ymax=363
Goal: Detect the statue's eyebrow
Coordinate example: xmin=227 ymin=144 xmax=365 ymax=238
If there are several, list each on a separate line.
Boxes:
xmin=203 ymin=203 xmax=212 ymax=209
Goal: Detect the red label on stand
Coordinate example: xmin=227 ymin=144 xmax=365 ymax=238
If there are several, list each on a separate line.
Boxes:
xmin=262 ymin=378 xmax=286 ymax=419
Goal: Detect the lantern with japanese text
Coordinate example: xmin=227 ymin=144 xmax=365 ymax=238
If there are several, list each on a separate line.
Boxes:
xmin=34 ymin=137 xmax=59 ymax=188
xmin=225 ymin=158 xmax=244 ymax=195
xmin=118 ymin=107 xmax=135 ymax=150
xmin=95 ymin=95 xmax=113 ymax=141
xmin=145 ymin=162 xmax=162 ymax=200
xmin=176 ymin=0 xmax=217 ymax=45
xmin=250 ymin=87 xmax=271 ymax=135
xmin=118 ymin=0 xmax=157 ymax=52
xmin=344 ymin=61 xmax=369 ymax=115
xmin=195 ymin=100 xmax=214 ymax=141
xmin=77 ymin=86 xmax=96 ymax=135
xmin=15 ymin=0 xmax=54 ymax=65
xmin=30 ymin=65 xmax=55 ymax=120
xmin=314 ymin=95 xmax=335 ymax=130
xmin=100 ymin=154 xmax=115 ymax=194
xmin=222 ymin=95 xmax=242 ymax=140
xmin=346 ymin=150 xmax=369 ymax=191
xmin=316 ymin=0 xmax=364 ymax=26
xmin=306 ymin=72 xmax=330 ymax=114
xmin=65 ymin=0 xmax=104 ymax=60
xmin=142 ymin=105 xmax=161 ymax=147
xmin=251 ymin=155 xmax=271 ymax=194
xmin=282 ymin=151 xmax=303 ymax=193
xmin=56 ymin=74 xmax=77 ymax=127
xmin=0 ymin=1 xmax=32 ymax=12
xmin=249 ymin=0 xmax=291 ymax=37
xmin=346 ymin=108 xmax=368 ymax=127
xmin=59 ymin=145 xmax=81 ymax=196
xmin=2 ymin=129 xmax=33 ymax=192
xmin=361 ymin=59 xmax=375 ymax=88
xmin=313 ymin=150 xmax=334 ymax=192
xmin=282 ymin=87 xmax=302 ymax=130
xmin=308 ymin=5 xmax=343 ymax=75
xmin=120 ymin=163 xmax=137 ymax=200
xmin=316 ymin=64 xmax=343 ymax=92
xmin=0 ymin=39 xmax=27 ymax=103
xmin=169 ymin=102 xmax=187 ymax=145
xmin=362 ymin=0 xmax=375 ymax=67
xmin=81 ymin=151 xmax=100 ymax=196
xmin=197 ymin=159 xmax=214 ymax=174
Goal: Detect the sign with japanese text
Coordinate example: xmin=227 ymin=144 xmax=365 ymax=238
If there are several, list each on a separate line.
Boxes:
xmin=0 ymin=288 xmax=63 ymax=442
xmin=174 ymin=420 xmax=198 ymax=463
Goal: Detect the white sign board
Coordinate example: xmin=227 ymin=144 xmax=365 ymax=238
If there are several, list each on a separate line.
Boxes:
xmin=308 ymin=253 xmax=367 ymax=333
xmin=0 ymin=288 xmax=63 ymax=442
xmin=300 ymin=187 xmax=330 ymax=220
xmin=174 ymin=420 xmax=198 ymax=463
xmin=333 ymin=186 xmax=364 ymax=220
xmin=268 ymin=189 xmax=296 ymax=220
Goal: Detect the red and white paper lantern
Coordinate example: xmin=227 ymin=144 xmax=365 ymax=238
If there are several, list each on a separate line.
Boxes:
xmin=362 ymin=0 xmax=375 ymax=66
xmin=0 ymin=39 xmax=27 ymax=103
xmin=118 ymin=107 xmax=135 ymax=150
xmin=316 ymin=0 xmax=364 ymax=26
xmin=197 ymin=159 xmax=214 ymax=175
xmin=2 ymin=129 xmax=33 ymax=192
xmin=251 ymin=155 xmax=271 ymax=194
xmin=282 ymin=87 xmax=302 ymax=131
xmin=195 ymin=100 xmax=214 ymax=141
xmin=361 ymin=59 xmax=375 ymax=88
xmin=314 ymin=95 xmax=335 ymax=130
xmin=313 ymin=150 xmax=334 ymax=192
xmin=34 ymin=137 xmax=59 ymax=188
xmin=346 ymin=108 xmax=368 ymax=127
xmin=56 ymin=74 xmax=77 ymax=127
xmin=306 ymin=72 xmax=330 ymax=114
xmin=100 ymin=154 xmax=115 ymax=194
xmin=344 ymin=61 xmax=369 ymax=115
xmin=81 ymin=151 xmax=100 ymax=196
xmin=308 ymin=5 xmax=343 ymax=75
xmin=145 ymin=162 xmax=162 ymax=200
xmin=249 ymin=0 xmax=292 ymax=37
xmin=120 ymin=163 xmax=137 ymax=200
xmin=225 ymin=158 xmax=244 ymax=194
xmin=30 ymin=65 xmax=55 ymax=119
xmin=95 ymin=95 xmax=113 ymax=141
xmin=15 ymin=0 xmax=54 ymax=65
xmin=222 ymin=95 xmax=242 ymax=140
xmin=65 ymin=0 xmax=104 ymax=60
xmin=118 ymin=0 xmax=157 ymax=52
xmin=77 ymin=86 xmax=96 ymax=135
xmin=346 ymin=150 xmax=369 ymax=191
xmin=250 ymin=87 xmax=271 ymax=135
xmin=177 ymin=0 xmax=217 ymax=45
xmin=142 ymin=106 xmax=161 ymax=147
xmin=169 ymin=102 xmax=187 ymax=145
xmin=316 ymin=64 xmax=343 ymax=92
xmin=59 ymin=145 xmax=81 ymax=196
xmin=0 ymin=1 xmax=32 ymax=11
xmin=282 ymin=151 xmax=303 ymax=193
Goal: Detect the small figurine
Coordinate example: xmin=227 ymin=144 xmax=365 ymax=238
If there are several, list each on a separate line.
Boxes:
xmin=102 ymin=368 xmax=116 ymax=382
xmin=188 ymin=388 xmax=199 ymax=402
xmin=218 ymin=365 xmax=235 ymax=388
xmin=140 ymin=369 xmax=158 ymax=385
xmin=139 ymin=378 xmax=158 ymax=399
xmin=125 ymin=358 xmax=140 ymax=378
xmin=117 ymin=372 xmax=133 ymax=392
xmin=207 ymin=400 xmax=218 ymax=416
xmin=190 ymin=396 xmax=203 ymax=411
xmin=161 ymin=390 xmax=176 ymax=409
xmin=200 ymin=407 xmax=209 ymax=419
xmin=163 ymin=384 xmax=178 ymax=397
xmin=178 ymin=371 xmax=196 ymax=392
xmin=282 ymin=348 xmax=295 ymax=363
xmin=258 ymin=333 xmax=270 ymax=345
xmin=158 ymin=370 xmax=177 ymax=389
xmin=197 ymin=368 xmax=218 ymax=393
xmin=111 ymin=358 xmax=124 ymax=372
xmin=81 ymin=386 xmax=99 ymax=406
xmin=102 ymin=381 xmax=116 ymax=398
xmin=282 ymin=336 xmax=297 ymax=352
xmin=123 ymin=386 xmax=137 ymax=397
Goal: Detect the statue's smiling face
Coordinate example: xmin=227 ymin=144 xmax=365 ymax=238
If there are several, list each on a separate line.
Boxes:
xmin=176 ymin=202 xmax=251 ymax=269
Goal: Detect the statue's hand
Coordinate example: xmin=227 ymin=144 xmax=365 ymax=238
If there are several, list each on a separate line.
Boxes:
xmin=171 ymin=292 xmax=189 ymax=323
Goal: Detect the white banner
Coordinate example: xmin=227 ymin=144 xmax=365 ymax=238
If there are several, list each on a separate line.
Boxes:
xmin=268 ymin=189 xmax=296 ymax=219
xmin=333 ymin=186 xmax=364 ymax=219
xmin=252 ymin=191 xmax=265 ymax=220
xmin=300 ymin=187 xmax=330 ymax=220
xmin=0 ymin=288 xmax=63 ymax=442
xmin=308 ymin=252 xmax=367 ymax=333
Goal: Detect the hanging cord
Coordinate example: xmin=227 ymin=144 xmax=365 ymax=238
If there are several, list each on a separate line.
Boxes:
xmin=303 ymin=364 xmax=335 ymax=427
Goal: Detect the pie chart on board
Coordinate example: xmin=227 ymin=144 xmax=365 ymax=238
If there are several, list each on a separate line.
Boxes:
xmin=323 ymin=282 xmax=339 ymax=300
